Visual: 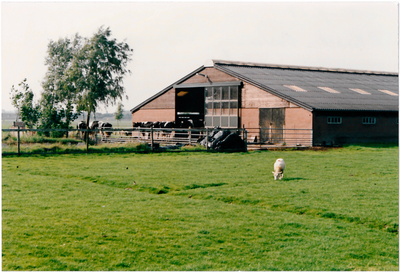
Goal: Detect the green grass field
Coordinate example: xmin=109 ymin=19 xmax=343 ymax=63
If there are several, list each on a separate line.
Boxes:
xmin=2 ymin=145 xmax=399 ymax=270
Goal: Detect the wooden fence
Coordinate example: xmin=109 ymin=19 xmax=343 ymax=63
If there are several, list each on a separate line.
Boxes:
xmin=2 ymin=126 xmax=313 ymax=155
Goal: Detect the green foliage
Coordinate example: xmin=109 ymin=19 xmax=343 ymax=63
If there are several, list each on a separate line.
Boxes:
xmin=69 ymin=27 xmax=133 ymax=130
xmin=9 ymin=79 xmax=40 ymax=128
xmin=2 ymin=146 xmax=398 ymax=270
xmin=38 ymin=95 xmax=78 ymax=137
xmin=11 ymin=27 xmax=132 ymax=137
xmin=115 ymin=102 xmax=124 ymax=126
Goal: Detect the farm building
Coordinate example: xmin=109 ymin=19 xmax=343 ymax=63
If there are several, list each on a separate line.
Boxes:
xmin=130 ymin=60 xmax=399 ymax=146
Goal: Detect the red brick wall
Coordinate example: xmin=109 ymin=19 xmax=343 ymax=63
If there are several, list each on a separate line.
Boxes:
xmin=132 ymin=109 xmax=175 ymax=124
xmin=240 ymin=108 xmax=259 ymax=129
xmin=285 ymin=108 xmax=312 ymax=129
xmin=141 ymin=89 xmax=175 ymax=110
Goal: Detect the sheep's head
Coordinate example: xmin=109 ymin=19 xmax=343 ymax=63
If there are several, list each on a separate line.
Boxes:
xmin=272 ymin=171 xmax=283 ymax=180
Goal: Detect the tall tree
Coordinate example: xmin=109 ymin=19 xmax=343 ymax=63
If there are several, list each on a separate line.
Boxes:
xmin=41 ymin=35 xmax=81 ymax=133
xmin=10 ymin=79 xmax=40 ymax=129
xmin=115 ymin=102 xmax=124 ymax=127
xmin=68 ymin=27 xmax=133 ymax=145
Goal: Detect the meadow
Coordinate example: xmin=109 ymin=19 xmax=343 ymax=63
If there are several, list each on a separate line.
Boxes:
xmin=2 ymin=145 xmax=399 ymax=270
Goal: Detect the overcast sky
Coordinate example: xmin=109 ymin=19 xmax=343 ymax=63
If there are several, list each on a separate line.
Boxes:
xmin=1 ymin=1 xmax=398 ymax=113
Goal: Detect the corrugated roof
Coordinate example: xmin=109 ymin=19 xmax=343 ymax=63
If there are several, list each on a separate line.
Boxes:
xmin=131 ymin=60 xmax=399 ymax=113
xmin=214 ymin=60 xmax=399 ymax=112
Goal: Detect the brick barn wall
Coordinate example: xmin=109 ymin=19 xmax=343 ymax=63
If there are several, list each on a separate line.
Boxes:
xmin=131 ymin=67 xmax=239 ymax=124
xmin=239 ymin=82 xmax=313 ymax=142
xmin=132 ymin=109 xmax=175 ymax=123
xmin=141 ymin=89 xmax=175 ymax=110
xmin=131 ymin=89 xmax=176 ymax=124
xmin=313 ymin=111 xmax=399 ymax=145
xmin=285 ymin=108 xmax=312 ymax=129
xmin=241 ymin=83 xmax=290 ymax=109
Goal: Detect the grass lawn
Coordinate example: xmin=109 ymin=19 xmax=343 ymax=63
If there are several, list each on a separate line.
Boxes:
xmin=2 ymin=145 xmax=399 ymax=270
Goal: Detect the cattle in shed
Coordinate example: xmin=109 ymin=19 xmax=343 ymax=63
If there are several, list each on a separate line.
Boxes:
xmin=138 ymin=121 xmax=153 ymax=138
xmin=162 ymin=121 xmax=176 ymax=139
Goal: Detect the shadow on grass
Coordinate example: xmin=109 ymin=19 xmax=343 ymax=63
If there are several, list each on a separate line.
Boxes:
xmin=343 ymin=142 xmax=398 ymax=149
xmin=283 ymin=177 xmax=307 ymax=181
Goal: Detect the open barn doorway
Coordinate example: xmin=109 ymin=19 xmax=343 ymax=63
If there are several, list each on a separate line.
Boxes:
xmin=259 ymin=108 xmax=285 ymax=143
xmin=175 ymin=87 xmax=205 ymax=128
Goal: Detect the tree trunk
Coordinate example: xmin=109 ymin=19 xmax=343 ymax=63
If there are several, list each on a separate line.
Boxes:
xmin=86 ymin=111 xmax=91 ymax=152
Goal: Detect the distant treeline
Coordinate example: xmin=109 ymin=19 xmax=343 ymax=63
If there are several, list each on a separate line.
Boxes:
xmin=2 ymin=111 xmax=132 ymax=121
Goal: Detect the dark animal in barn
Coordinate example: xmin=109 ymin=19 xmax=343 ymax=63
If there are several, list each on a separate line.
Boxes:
xmin=179 ymin=119 xmax=194 ymax=128
xmin=161 ymin=121 xmax=175 ymax=139
xmin=152 ymin=121 xmax=165 ymax=138
xmin=141 ymin=121 xmax=154 ymax=138
xmin=175 ymin=119 xmax=195 ymax=138
xmin=132 ymin=121 xmax=154 ymax=139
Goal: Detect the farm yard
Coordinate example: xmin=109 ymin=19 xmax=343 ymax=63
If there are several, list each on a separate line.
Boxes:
xmin=2 ymin=145 xmax=399 ymax=270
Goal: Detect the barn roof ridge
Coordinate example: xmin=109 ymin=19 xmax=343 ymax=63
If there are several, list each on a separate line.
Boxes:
xmin=212 ymin=59 xmax=398 ymax=76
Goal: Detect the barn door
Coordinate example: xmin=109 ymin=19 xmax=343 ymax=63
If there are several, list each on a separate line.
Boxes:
xmin=175 ymin=87 xmax=205 ymax=127
xmin=259 ymin=108 xmax=285 ymax=143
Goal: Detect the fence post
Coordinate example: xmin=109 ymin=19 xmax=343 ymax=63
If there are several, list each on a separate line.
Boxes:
xmin=150 ymin=126 xmax=154 ymax=151
xmin=205 ymin=128 xmax=209 ymax=152
xmin=188 ymin=127 xmax=192 ymax=145
xmin=269 ymin=123 xmax=272 ymax=143
xmin=244 ymin=129 xmax=248 ymax=152
xmin=242 ymin=125 xmax=247 ymax=152
xmin=17 ymin=126 xmax=20 ymax=156
xmin=86 ymin=129 xmax=89 ymax=153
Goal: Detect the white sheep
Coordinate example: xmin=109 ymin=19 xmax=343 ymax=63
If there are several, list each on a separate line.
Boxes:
xmin=272 ymin=158 xmax=285 ymax=180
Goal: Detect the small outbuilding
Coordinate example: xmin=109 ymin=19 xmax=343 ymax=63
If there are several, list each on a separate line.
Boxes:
xmin=130 ymin=60 xmax=398 ymax=146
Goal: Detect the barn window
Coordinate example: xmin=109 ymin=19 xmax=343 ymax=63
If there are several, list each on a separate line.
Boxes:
xmin=362 ymin=117 xmax=376 ymax=124
xmin=327 ymin=117 xmax=342 ymax=124
xmin=205 ymin=86 xmax=239 ymax=128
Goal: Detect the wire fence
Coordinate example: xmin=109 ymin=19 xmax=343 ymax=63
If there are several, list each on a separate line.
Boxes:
xmin=245 ymin=127 xmax=313 ymax=148
xmin=2 ymin=127 xmax=313 ymax=155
